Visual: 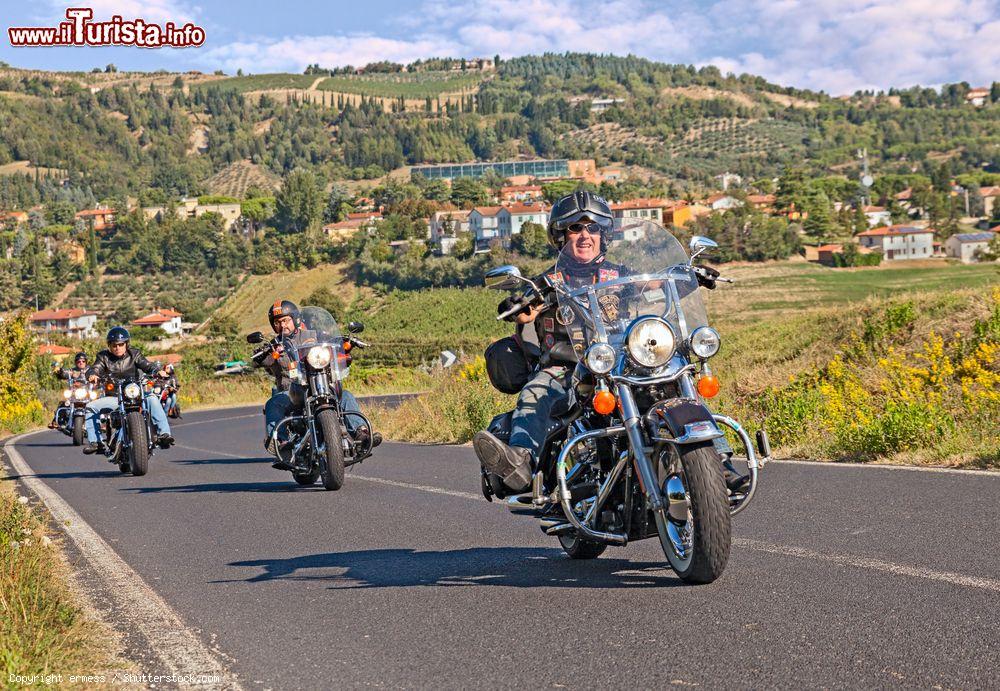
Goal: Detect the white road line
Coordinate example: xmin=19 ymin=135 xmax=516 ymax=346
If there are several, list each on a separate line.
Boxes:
xmin=734 ymin=538 xmax=1000 ymax=593
xmin=172 ymin=413 xmax=259 ymax=429
xmin=350 ymin=474 xmax=485 ymax=501
xmin=773 ymin=459 xmax=1000 ymax=477
xmin=4 ymin=433 xmax=243 ymax=690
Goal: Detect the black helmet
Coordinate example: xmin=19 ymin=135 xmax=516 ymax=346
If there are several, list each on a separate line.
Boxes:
xmin=74 ymin=351 xmax=88 ymax=363
xmin=268 ymin=300 xmax=301 ymax=333
xmin=547 ymin=190 xmax=614 ymax=249
xmin=106 ymin=326 xmax=130 ymax=345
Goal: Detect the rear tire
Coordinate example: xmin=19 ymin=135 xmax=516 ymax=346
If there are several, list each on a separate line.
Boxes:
xmin=125 ymin=411 xmax=150 ymax=477
xmin=72 ymin=416 xmax=85 ymax=446
xmin=316 ymin=410 xmax=345 ymax=491
xmin=656 ymin=442 xmax=731 ymax=584
xmin=559 ymin=532 xmax=607 ymax=559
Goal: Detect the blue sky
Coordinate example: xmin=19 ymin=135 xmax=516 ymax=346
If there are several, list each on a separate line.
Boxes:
xmin=2 ymin=0 xmax=999 ymax=94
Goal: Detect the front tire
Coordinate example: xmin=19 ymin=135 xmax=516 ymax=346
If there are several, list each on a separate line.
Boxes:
xmin=315 ymin=409 xmax=345 ymax=491
xmin=293 ymin=470 xmax=320 ymax=486
xmin=125 ymin=411 xmax=150 ymax=477
xmin=656 ymin=442 xmax=731 ymax=584
xmin=72 ymin=416 xmax=85 ymax=446
xmin=559 ymin=532 xmax=607 ymax=559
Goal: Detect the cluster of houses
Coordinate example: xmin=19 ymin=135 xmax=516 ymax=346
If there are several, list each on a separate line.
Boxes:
xmin=29 ymin=307 xmax=189 ymax=340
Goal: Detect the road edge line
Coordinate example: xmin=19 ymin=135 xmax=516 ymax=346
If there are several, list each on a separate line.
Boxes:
xmin=3 ymin=431 xmax=244 ymax=689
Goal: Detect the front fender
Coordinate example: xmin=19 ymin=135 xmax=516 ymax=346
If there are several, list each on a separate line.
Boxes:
xmin=646 ymin=398 xmax=723 ymax=444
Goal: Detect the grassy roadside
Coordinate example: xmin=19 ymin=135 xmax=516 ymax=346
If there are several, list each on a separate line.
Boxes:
xmin=0 ymin=459 xmax=117 ymax=683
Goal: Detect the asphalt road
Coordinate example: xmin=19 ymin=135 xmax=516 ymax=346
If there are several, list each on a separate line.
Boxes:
xmin=6 ymin=403 xmax=1000 ymax=689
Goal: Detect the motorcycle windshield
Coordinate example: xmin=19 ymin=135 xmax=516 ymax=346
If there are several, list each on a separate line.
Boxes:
xmin=554 ymin=220 xmax=709 ymax=356
xmin=296 ymin=305 xmax=349 ymax=380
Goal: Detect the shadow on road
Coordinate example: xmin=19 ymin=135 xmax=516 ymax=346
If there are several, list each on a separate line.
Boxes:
xmin=2 ymin=469 xmax=123 ymax=481
xmin=14 ymin=441 xmax=74 ymax=448
xmin=216 ymin=547 xmax=686 ymax=589
xmin=123 ymin=480 xmax=302 ymax=494
xmin=173 ymin=456 xmax=271 ymax=466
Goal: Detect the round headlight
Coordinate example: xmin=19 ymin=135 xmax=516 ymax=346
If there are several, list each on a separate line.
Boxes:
xmin=306 ymin=345 xmax=333 ymax=369
xmin=690 ymin=326 xmax=721 ymax=358
xmin=124 ymin=382 xmax=141 ymax=399
xmin=89 ymin=390 xmax=98 ymax=400
xmin=626 ymin=317 xmax=676 ymax=368
xmin=63 ymin=389 xmax=72 ymax=399
xmin=154 ymin=387 xmax=161 ymax=394
xmin=73 ymin=388 xmax=87 ymax=400
xmin=584 ymin=343 xmax=617 ymax=374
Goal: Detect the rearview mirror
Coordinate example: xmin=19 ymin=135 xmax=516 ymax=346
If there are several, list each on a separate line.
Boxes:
xmin=246 ymin=331 xmax=265 ymax=344
xmin=689 ymin=236 xmax=718 ymax=262
xmin=347 ymin=321 xmax=364 ymax=334
xmin=485 ymin=265 xmax=526 ymax=291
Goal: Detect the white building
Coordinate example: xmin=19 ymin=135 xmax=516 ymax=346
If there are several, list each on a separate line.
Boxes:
xmin=143 ymin=198 xmax=243 ymax=231
xmin=945 ymin=232 xmax=996 ymax=263
xmin=429 ymin=210 xmax=471 ymax=255
xmin=30 ymin=309 xmax=98 ymax=339
xmin=609 ymin=199 xmax=665 ymax=224
xmin=469 ymin=206 xmax=504 ymax=252
xmin=705 ymin=194 xmax=743 ymax=211
xmin=500 ymin=202 xmax=549 ymax=239
xmin=980 ymin=186 xmax=1000 ymax=218
xmin=132 ymin=308 xmax=184 ymax=335
xmin=856 ymin=225 xmax=935 ymax=261
xmin=863 ymin=205 xmax=893 ymax=228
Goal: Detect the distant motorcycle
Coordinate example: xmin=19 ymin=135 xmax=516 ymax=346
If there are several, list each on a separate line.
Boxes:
xmin=94 ymin=376 xmax=159 ymax=476
xmin=55 ymin=375 xmax=98 ymax=446
xmin=153 ymin=379 xmax=181 ymax=419
xmin=246 ymin=306 xmax=378 ymax=490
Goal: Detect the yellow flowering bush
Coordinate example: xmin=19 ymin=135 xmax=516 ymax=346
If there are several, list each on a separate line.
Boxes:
xmin=757 ymin=292 xmax=999 ymax=463
xmin=0 ymin=313 xmax=46 ymax=435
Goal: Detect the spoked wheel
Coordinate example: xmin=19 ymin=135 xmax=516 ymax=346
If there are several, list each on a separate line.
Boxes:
xmin=655 ymin=442 xmax=731 ymax=584
xmin=315 ymin=409 xmax=345 ymax=491
xmin=558 ymin=532 xmax=607 ymax=560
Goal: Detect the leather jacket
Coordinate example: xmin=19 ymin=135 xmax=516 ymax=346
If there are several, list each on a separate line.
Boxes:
xmin=252 ymin=327 xmax=321 ymax=392
xmin=92 ymin=347 xmax=160 ymax=382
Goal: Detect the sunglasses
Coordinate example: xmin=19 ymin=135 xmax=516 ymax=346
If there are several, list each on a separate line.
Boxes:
xmin=110 ymin=342 xmax=127 ymax=348
xmin=566 ymin=222 xmax=604 ymax=236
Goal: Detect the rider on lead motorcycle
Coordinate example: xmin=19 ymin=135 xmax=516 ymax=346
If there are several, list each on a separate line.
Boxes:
xmin=253 ymin=300 xmax=380 ymax=461
xmin=82 ymin=326 xmax=174 ymax=454
xmin=474 ymin=190 xmax=744 ymax=494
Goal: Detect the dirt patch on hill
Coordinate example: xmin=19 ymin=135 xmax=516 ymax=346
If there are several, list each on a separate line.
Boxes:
xmin=562 ymin=122 xmax=662 ymax=150
xmin=762 ymin=92 xmax=820 ymax=109
xmin=661 ymin=85 xmax=758 ymax=109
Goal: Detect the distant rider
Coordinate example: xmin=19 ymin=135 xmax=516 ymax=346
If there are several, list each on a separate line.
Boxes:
xmin=158 ymin=363 xmax=181 ymax=418
xmin=48 ymin=351 xmax=93 ymax=429
xmin=82 ymin=326 xmax=174 ymax=454
xmin=252 ymin=300 xmax=380 ymax=465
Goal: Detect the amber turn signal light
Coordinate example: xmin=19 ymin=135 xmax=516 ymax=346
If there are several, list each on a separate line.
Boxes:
xmin=697 ymin=374 xmax=720 ymax=398
xmin=593 ymin=390 xmax=617 ymax=415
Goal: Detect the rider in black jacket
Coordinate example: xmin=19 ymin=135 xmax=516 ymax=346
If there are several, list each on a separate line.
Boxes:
xmin=82 ymin=326 xmax=174 ymax=454
xmin=48 ymin=351 xmax=94 ymax=429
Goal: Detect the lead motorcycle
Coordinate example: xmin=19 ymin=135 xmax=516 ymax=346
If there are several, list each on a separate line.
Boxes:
xmin=246 ymin=306 xmax=378 ymax=491
xmin=94 ymin=376 xmax=160 ymax=475
xmin=55 ymin=373 xmax=99 ymax=446
xmin=479 ymin=220 xmax=770 ymax=584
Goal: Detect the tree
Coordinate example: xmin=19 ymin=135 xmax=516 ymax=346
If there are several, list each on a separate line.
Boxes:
xmin=450 ymin=178 xmax=490 ymax=208
xmin=511 ymin=221 xmax=550 ymax=258
xmin=852 ymin=204 xmax=868 ymax=234
xmin=304 ymin=286 xmax=346 ymax=321
xmin=46 ymin=200 xmax=76 ymax=226
xmin=323 ymin=184 xmax=352 ymax=223
xmin=803 ymin=190 xmax=834 ymax=238
xmin=275 ymin=170 xmax=323 ymax=233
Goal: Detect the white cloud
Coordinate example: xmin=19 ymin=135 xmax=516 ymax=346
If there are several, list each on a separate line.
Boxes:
xmin=196 ymin=0 xmax=999 ymax=93
xmin=46 ymin=0 xmax=201 ymax=25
